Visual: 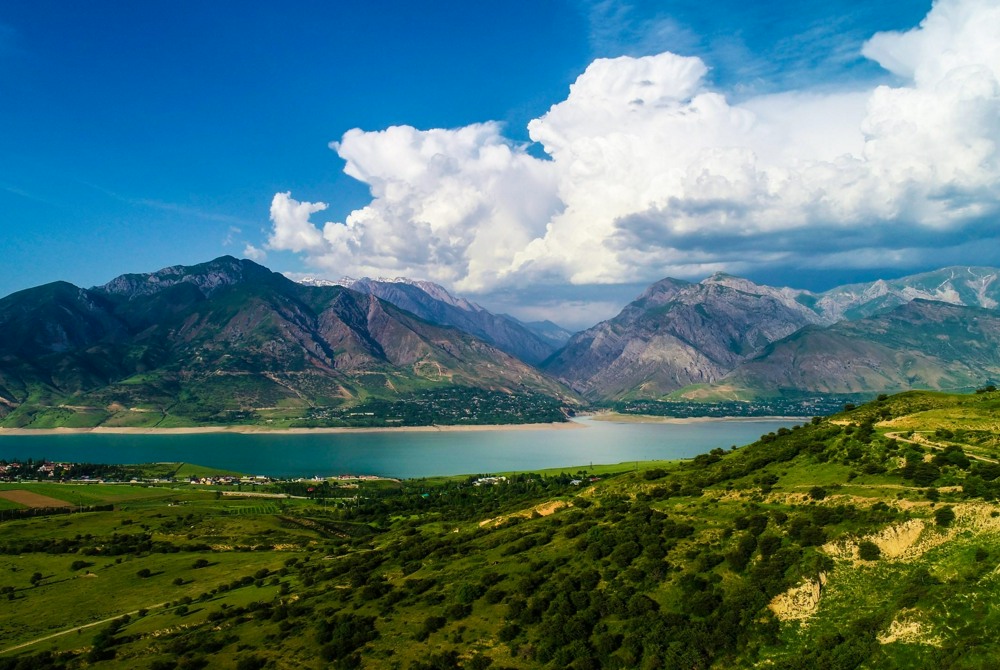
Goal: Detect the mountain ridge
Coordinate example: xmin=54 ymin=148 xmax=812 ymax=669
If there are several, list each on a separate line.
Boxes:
xmin=3 ymin=258 xmax=999 ymax=417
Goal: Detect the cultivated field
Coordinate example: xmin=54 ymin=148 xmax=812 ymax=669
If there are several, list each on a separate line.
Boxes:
xmin=0 ymin=490 xmax=73 ymax=508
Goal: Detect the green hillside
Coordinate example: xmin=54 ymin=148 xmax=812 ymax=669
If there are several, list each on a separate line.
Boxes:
xmin=3 ymin=389 xmax=1000 ymax=668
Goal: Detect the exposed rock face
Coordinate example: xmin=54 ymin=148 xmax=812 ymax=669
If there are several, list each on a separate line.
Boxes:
xmin=769 ymin=572 xmax=828 ymax=622
xmin=99 ymin=255 xmax=275 ymax=300
xmin=543 ymin=267 xmax=1000 ymax=401
xmin=814 ymin=266 xmax=1000 ymax=321
xmin=719 ymin=300 xmax=1000 ymax=395
xmin=5 ymin=259 xmax=1000 ymax=409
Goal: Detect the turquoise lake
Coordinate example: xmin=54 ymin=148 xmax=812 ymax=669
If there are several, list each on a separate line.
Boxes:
xmin=0 ymin=417 xmax=798 ymax=479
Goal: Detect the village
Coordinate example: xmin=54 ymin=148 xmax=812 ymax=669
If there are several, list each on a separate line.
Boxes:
xmin=0 ymin=459 xmax=396 ymax=489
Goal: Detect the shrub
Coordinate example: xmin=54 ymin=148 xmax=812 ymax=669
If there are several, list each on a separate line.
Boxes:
xmin=934 ymin=506 xmax=956 ymax=527
xmin=235 ymin=656 xmax=266 ymax=670
xmin=137 ymin=568 xmax=152 ymax=579
xmin=858 ymin=541 xmax=881 ymax=561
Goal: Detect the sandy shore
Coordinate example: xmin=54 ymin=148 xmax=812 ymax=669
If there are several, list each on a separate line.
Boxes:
xmin=588 ymin=412 xmax=811 ymax=425
xmin=0 ymin=421 xmax=583 ymax=436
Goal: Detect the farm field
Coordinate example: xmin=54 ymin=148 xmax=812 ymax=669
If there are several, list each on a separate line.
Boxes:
xmin=0 ymin=490 xmax=73 ymax=508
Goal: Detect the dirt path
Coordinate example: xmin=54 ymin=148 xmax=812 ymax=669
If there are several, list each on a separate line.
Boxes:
xmin=885 ymin=432 xmax=998 ymax=464
xmin=0 ymin=602 xmax=169 ymax=655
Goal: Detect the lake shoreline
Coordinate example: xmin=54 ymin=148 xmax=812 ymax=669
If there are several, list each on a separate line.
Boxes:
xmin=0 ymin=414 xmax=811 ymax=436
xmin=589 ymin=412 xmax=812 ymax=424
xmin=0 ymin=421 xmax=583 ymax=436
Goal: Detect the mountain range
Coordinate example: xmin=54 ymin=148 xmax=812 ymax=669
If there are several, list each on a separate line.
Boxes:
xmin=545 ymin=266 xmax=1000 ymax=400
xmin=1 ymin=258 xmax=998 ymax=428
xmin=0 ymin=257 xmax=571 ymax=428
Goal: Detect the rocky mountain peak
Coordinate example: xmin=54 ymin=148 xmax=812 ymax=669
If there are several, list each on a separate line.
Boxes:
xmin=97 ymin=256 xmax=276 ymax=300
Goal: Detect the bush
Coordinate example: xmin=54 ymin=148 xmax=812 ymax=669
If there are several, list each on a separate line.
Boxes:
xmin=235 ymin=656 xmax=266 ymax=670
xmin=414 ymin=615 xmax=446 ymax=641
xmin=137 ymin=568 xmax=152 ymax=579
xmin=858 ymin=541 xmax=881 ymax=561
xmin=934 ymin=506 xmax=956 ymax=527
xmin=808 ymin=486 xmax=828 ymax=501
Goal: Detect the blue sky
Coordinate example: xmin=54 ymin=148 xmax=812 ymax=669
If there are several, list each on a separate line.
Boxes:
xmin=3 ymin=0 xmax=997 ymax=329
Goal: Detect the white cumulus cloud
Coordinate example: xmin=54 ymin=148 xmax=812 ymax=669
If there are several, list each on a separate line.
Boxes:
xmin=267 ymin=192 xmax=328 ymax=253
xmin=267 ymin=0 xmax=1000 ymax=301
xmin=242 ymin=243 xmax=266 ymax=262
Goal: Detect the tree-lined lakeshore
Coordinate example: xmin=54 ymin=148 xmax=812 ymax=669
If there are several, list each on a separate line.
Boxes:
xmin=0 ymin=420 xmax=582 ymax=436
xmin=3 ymin=389 xmax=1000 ymax=668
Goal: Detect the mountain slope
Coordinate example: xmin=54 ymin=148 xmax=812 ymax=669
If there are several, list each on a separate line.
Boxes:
xmin=0 ymin=257 xmax=573 ymax=427
xmin=543 ymin=266 xmax=1000 ymax=402
xmin=815 ymin=266 xmax=1000 ymax=321
xmin=310 ymin=276 xmax=563 ymax=365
